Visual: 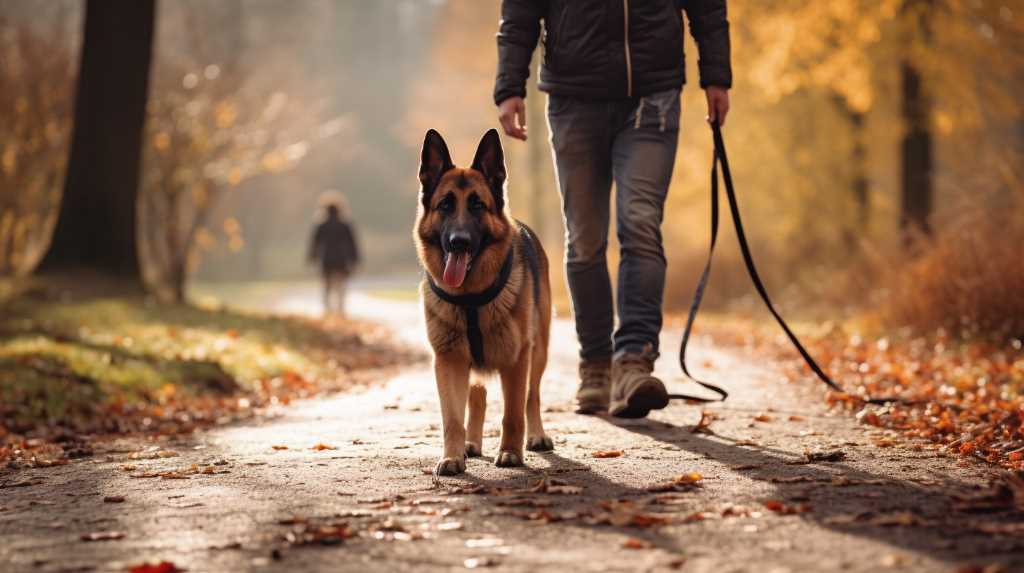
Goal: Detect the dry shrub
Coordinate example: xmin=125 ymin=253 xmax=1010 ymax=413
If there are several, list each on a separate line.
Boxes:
xmin=879 ymin=206 xmax=1024 ymax=338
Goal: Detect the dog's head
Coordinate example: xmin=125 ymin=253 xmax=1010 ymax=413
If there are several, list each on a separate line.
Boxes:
xmin=415 ymin=129 xmax=513 ymax=291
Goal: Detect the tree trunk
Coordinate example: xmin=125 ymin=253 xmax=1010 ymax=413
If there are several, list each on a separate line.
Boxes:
xmin=39 ymin=0 xmax=156 ymax=280
xmin=899 ymin=60 xmax=933 ymax=243
xmin=832 ymin=94 xmax=871 ymax=252
xmin=899 ymin=0 xmax=934 ymax=246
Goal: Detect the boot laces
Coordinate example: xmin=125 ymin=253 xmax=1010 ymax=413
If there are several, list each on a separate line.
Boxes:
xmin=580 ymin=362 xmax=610 ymax=389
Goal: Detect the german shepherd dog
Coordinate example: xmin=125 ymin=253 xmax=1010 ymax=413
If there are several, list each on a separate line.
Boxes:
xmin=415 ymin=129 xmax=553 ymax=476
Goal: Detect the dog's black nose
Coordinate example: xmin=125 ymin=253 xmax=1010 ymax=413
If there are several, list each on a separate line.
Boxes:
xmin=448 ymin=231 xmax=472 ymax=253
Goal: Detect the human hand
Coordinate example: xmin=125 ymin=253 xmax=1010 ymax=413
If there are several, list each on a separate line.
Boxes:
xmin=705 ymin=86 xmax=730 ymax=127
xmin=497 ymin=96 xmax=528 ymax=141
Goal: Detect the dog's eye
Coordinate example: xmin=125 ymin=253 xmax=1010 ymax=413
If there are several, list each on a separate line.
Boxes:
xmin=468 ymin=195 xmax=486 ymax=213
xmin=437 ymin=195 xmax=455 ymax=213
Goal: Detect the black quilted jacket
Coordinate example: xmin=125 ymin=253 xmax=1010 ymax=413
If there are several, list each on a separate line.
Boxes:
xmin=495 ymin=0 xmax=731 ymax=104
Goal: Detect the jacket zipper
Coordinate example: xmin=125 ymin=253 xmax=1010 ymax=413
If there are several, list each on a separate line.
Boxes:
xmin=623 ymin=0 xmax=633 ymax=97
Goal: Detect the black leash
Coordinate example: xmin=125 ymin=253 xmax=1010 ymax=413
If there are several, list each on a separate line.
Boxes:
xmin=675 ymin=121 xmax=900 ymax=406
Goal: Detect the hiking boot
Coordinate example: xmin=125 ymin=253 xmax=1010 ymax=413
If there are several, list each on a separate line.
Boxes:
xmin=575 ymin=357 xmax=611 ymax=415
xmin=609 ymin=346 xmax=669 ymax=418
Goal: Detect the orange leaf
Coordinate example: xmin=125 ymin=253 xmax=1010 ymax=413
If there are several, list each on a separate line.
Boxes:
xmin=622 ymin=537 xmax=653 ymax=550
xmin=129 ymin=562 xmax=183 ymax=573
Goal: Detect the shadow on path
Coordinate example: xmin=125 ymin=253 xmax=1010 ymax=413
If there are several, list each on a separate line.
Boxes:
xmin=605 ymin=416 xmax=1024 ymax=566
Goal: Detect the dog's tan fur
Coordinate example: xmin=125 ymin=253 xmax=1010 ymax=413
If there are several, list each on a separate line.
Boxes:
xmin=415 ymin=131 xmax=552 ymax=475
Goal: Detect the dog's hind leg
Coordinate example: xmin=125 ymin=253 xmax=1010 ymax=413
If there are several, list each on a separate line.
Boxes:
xmin=465 ymin=379 xmax=486 ymax=457
xmin=496 ymin=353 xmax=529 ymax=467
xmin=434 ymin=355 xmax=470 ymax=476
xmin=525 ymin=341 xmax=554 ymax=452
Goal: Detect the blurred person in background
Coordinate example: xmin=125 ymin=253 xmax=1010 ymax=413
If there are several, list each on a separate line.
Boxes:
xmin=308 ymin=192 xmax=361 ymax=316
xmin=494 ymin=0 xmax=732 ymax=417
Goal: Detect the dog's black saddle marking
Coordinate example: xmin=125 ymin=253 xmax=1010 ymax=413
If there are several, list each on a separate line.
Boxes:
xmin=426 ymin=224 xmax=537 ymax=368
xmin=516 ymin=221 xmax=541 ymax=305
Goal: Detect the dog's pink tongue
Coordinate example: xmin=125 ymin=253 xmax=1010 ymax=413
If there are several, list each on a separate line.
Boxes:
xmin=442 ymin=252 xmax=469 ymax=288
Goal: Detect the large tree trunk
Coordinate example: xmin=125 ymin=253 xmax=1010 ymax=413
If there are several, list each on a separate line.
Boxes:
xmin=899 ymin=60 xmax=933 ymax=242
xmin=39 ymin=0 xmax=156 ymax=280
xmin=899 ymin=0 xmax=934 ymax=246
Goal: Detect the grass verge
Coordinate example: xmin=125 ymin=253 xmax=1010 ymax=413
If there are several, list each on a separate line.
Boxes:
xmin=0 ymin=285 xmax=422 ymax=465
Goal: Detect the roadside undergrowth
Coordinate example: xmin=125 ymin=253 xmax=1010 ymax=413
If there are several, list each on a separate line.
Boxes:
xmin=772 ymin=208 xmax=1024 ymax=471
xmin=0 ymin=289 xmax=422 ymax=467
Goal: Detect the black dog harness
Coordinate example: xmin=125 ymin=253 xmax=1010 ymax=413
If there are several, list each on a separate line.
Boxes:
xmin=427 ymin=223 xmax=539 ymax=367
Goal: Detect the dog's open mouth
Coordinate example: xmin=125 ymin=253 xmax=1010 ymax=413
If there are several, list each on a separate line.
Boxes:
xmin=442 ymin=252 xmax=473 ymax=288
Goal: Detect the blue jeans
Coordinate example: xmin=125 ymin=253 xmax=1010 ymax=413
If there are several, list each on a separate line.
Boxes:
xmin=547 ymin=89 xmax=680 ymax=361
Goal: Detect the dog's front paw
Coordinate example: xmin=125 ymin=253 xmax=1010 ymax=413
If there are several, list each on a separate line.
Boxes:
xmin=526 ymin=435 xmax=554 ymax=452
xmin=495 ymin=450 xmax=524 ymax=467
xmin=435 ymin=456 xmax=467 ymax=476
xmin=465 ymin=442 xmax=482 ymax=458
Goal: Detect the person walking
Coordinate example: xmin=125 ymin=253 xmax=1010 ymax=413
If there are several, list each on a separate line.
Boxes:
xmin=494 ymin=0 xmax=732 ymax=417
xmin=308 ymin=193 xmax=361 ymax=316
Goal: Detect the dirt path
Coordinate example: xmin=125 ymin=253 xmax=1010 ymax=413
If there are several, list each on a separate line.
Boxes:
xmin=1 ymin=291 xmax=1020 ymax=573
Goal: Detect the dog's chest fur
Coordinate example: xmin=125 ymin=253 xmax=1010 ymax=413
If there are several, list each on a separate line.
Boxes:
xmin=421 ymin=261 xmax=533 ymax=370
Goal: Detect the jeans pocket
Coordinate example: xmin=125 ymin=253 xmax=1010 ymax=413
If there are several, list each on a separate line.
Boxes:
xmin=631 ymin=89 xmax=681 ymax=133
xmin=547 ymin=94 xmax=573 ymax=118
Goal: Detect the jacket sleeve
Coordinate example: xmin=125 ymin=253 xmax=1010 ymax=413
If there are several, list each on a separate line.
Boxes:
xmin=680 ymin=0 xmax=732 ymax=89
xmin=494 ymin=0 xmax=544 ymax=106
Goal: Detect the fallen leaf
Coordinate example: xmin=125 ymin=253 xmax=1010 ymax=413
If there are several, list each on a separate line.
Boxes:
xmin=271 ymin=445 xmax=289 ymax=451
xmin=592 ymin=450 xmax=624 ymax=459
xmin=753 ymin=413 xmax=773 ymax=423
xmin=103 ymin=496 xmax=125 ymax=503
xmin=867 ymin=511 xmax=922 ymax=527
xmin=80 ymin=530 xmax=125 ymax=542
xmin=622 ymin=537 xmax=654 ymax=550
xmin=691 ymin=410 xmax=716 ymax=434
xmin=762 ymin=500 xmax=812 ymax=515
xmin=647 ymin=472 xmax=703 ymax=492
xmin=527 ymin=476 xmax=584 ymax=495
xmin=129 ymin=562 xmax=183 ymax=573
xmin=437 ymin=521 xmax=463 ymax=531
xmin=956 ymin=565 xmax=1008 ymax=573
xmin=447 ymin=484 xmax=491 ymax=495
xmin=311 ymin=443 xmax=337 ymax=451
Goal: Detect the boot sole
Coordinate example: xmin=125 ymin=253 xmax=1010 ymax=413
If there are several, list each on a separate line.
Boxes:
xmin=609 ymin=379 xmax=670 ymax=419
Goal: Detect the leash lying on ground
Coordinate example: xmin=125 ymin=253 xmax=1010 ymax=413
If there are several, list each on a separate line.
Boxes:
xmin=674 ymin=121 xmax=900 ymax=406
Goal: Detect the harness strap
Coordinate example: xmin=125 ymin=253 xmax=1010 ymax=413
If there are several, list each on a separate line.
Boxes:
xmin=427 ymin=242 xmax=515 ymax=367
xmin=676 ymin=122 xmax=904 ymax=406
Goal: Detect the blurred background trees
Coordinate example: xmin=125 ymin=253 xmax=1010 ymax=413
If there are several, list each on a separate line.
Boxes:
xmin=0 ymin=3 xmax=78 ymax=276
xmin=0 ymin=0 xmax=1020 ymax=333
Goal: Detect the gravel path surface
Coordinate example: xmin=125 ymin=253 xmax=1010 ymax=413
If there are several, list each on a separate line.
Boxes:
xmin=1 ymin=292 xmax=1019 ymax=573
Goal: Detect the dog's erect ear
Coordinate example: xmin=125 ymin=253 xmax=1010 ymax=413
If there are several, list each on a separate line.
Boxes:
xmin=419 ymin=129 xmax=454 ymax=208
xmin=471 ymin=128 xmax=507 ymax=212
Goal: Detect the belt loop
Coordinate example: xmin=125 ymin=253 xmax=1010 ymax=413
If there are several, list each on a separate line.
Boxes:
xmin=634 ymin=97 xmax=645 ymax=129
